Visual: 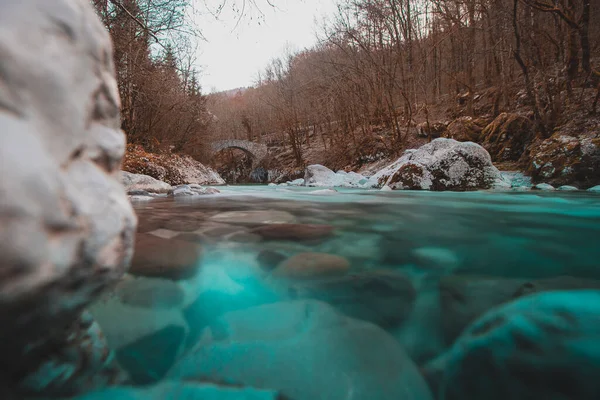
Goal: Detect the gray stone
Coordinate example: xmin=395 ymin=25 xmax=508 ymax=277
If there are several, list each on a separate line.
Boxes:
xmin=557 ymin=185 xmax=579 ymax=191
xmin=424 ymin=290 xmax=600 ymax=400
xmin=280 ymin=271 xmax=417 ymax=330
xmin=0 ymin=0 xmax=136 ymax=394
xmin=169 ymin=300 xmax=433 ymax=400
xmin=121 ymin=171 xmax=172 ymax=193
xmin=534 ymin=183 xmax=555 ymax=191
xmin=370 ymin=138 xmax=507 ymax=191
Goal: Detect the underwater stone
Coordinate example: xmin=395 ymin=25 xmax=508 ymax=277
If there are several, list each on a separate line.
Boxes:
xmin=169 ymin=300 xmax=434 ymax=400
xmin=0 ymin=0 xmax=136 ymax=394
xmin=279 ymin=270 xmax=417 ymax=330
xmin=75 ymin=381 xmax=282 ymax=400
xmin=588 ymin=185 xmax=600 ymax=192
xmin=17 ymin=311 xmax=128 ymax=397
xmin=129 ymin=234 xmax=202 ymax=280
xmin=272 ymin=253 xmax=350 ymax=279
xmin=424 ymin=290 xmax=600 ymax=400
xmin=252 ymin=223 xmax=334 ymax=241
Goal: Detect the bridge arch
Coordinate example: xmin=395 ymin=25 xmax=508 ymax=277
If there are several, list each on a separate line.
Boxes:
xmin=211 ymin=139 xmax=268 ymax=167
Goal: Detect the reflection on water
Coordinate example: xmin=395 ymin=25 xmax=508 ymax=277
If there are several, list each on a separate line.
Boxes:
xmin=88 ymin=186 xmax=600 ymax=399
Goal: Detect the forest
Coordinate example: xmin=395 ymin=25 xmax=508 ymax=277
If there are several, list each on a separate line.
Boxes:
xmin=92 ymin=0 xmax=599 ymax=174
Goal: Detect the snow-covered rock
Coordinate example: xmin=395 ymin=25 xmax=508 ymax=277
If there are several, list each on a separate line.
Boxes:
xmin=304 ymin=165 xmax=369 ymax=188
xmin=500 ymin=171 xmax=532 ymax=189
xmin=370 ymin=138 xmax=506 ymax=191
xmin=557 ymin=185 xmax=579 ymax=191
xmin=534 ymin=183 xmax=556 ymax=191
xmin=121 ymin=171 xmax=172 ymax=193
xmin=287 ymin=178 xmax=305 ymax=186
xmin=0 ymin=0 xmax=136 ymax=394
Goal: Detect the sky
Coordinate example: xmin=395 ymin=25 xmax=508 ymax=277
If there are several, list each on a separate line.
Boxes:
xmin=193 ymin=0 xmax=338 ymax=93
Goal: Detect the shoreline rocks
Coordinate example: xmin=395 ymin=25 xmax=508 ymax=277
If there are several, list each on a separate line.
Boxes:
xmin=371 ymin=138 xmax=508 ymax=191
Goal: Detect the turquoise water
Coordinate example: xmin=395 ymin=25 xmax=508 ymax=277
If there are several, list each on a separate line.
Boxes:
xmin=86 ymin=187 xmax=600 ymax=399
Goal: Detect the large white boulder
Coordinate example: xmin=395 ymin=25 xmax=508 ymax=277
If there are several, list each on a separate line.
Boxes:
xmin=303 ymin=165 xmax=369 ymax=188
xmin=0 ymin=0 xmax=136 ymax=393
xmin=169 ymin=300 xmax=433 ymax=400
xmin=370 ymin=138 xmax=507 ymax=191
xmin=121 ymin=171 xmax=172 ymax=193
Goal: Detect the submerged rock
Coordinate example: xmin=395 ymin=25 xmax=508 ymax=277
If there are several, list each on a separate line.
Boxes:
xmin=279 ymin=271 xmax=417 ymax=330
xmin=76 ymin=382 xmax=282 ymax=400
xmin=129 ymin=234 xmax=202 ymax=280
xmin=589 ymin=185 xmax=600 ymax=192
xmin=424 ymin=290 xmax=600 ymax=400
xmin=18 ymin=311 xmax=128 ymax=397
xmin=169 ymin=300 xmax=434 ymax=400
xmin=0 ymin=0 xmax=136 ymax=394
xmin=439 ymin=275 xmax=600 ymax=347
xmin=252 ymin=224 xmax=334 ymax=241
xmin=121 ymin=171 xmax=172 ymax=193
xmin=90 ymin=296 xmax=189 ymax=385
xmin=371 ymin=138 xmax=506 ymax=191
xmin=272 ymin=253 xmax=350 ymax=279
xmin=210 ymin=210 xmax=296 ymax=226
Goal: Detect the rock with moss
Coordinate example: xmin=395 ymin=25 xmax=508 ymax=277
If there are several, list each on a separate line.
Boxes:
xmin=480 ymin=113 xmax=535 ymax=162
xmin=443 ymin=116 xmax=490 ymax=142
xmin=527 ymin=134 xmax=600 ymax=188
xmin=370 ymin=138 xmax=508 ymax=191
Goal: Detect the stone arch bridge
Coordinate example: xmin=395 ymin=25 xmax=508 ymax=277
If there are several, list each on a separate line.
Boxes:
xmin=211 ymin=139 xmax=268 ymax=167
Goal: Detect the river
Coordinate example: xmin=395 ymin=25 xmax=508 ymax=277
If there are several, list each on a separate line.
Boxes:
xmin=88 ymin=186 xmax=600 ymax=399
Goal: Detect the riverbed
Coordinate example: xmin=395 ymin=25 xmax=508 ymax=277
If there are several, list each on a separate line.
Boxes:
xmin=88 ymin=186 xmax=600 ymax=399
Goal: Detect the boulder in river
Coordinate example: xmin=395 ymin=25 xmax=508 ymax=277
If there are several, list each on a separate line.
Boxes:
xmin=371 ymin=138 xmax=508 ymax=191
xmin=129 ymin=234 xmax=203 ymax=280
xmin=0 ymin=0 xmax=136 ymax=394
xmin=527 ymin=134 xmax=600 ymax=188
xmin=272 ymin=253 xmax=350 ymax=279
xmin=75 ymin=381 xmax=283 ymax=400
xmin=423 ymin=290 xmax=600 ymax=400
xmin=304 ymin=164 xmax=369 ymax=188
xmin=121 ymin=171 xmax=172 ymax=193
xmin=169 ymin=300 xmax=434 ymax=400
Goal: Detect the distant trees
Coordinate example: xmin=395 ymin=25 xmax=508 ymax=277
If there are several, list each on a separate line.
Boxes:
xmin=207 ymin=0 xmax=599 ymax=166
xmin=92 ymin=0 xmax=211 ymax=160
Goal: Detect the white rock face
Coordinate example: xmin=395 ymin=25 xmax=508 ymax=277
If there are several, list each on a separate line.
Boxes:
xmin=169 ymin=300 xmax=433 ymax=400
xmin=0 ymin=0 xmax=136 ymax=388
xmin=304 ymin=165 xmax=369 ymax=188
xmin=534 ymin=183 xmax=556 ymax=191
xmin=370 ymin=138 xmax=506 ymax=191
xmin=589 ymin=185 xmax=600 ymax=193
xmin=121 ymin=171 xmax=172 ymax=193
xmin=557 ymin=185 xmax=579 ymax=191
